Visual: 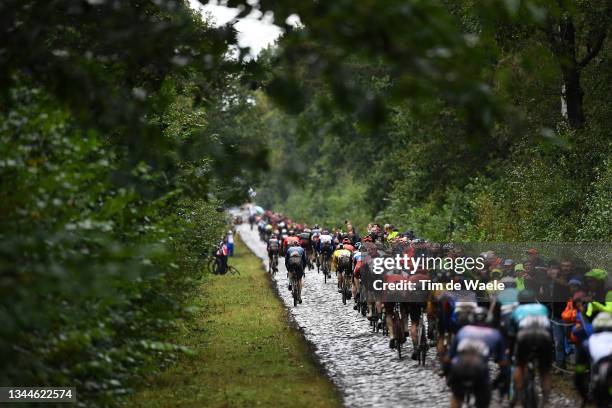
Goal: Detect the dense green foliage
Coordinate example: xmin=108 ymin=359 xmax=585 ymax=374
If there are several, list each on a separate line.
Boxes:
xmin=254 ymin=0 xmax=611 ymax=242
xmin=0 ymin=1 xmax=266 ymax=405
xmin=1 ymin=0 xmax=610 ymax=405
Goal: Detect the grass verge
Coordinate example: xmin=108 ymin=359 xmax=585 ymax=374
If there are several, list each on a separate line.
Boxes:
xmin=128 ymin=235 xmax=342 ymax=408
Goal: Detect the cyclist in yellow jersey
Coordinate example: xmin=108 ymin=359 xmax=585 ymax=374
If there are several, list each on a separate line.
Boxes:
xmin=332 ymin=243 xmax=352 ymax=293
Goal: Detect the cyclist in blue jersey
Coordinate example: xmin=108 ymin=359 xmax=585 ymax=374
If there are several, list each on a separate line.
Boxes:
xmin=508 ymin=289 xmax=553 ymax=406
xmin=446 ymin=307 xmax=509 ymax=408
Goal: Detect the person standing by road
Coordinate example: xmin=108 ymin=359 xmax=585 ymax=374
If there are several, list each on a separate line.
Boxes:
xmin=227 ymin=230 xmax=235 ymax=257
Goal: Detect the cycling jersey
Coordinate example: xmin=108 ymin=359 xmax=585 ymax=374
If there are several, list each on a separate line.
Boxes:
xmin=332 ymin=248 xmax=352 ymax=272
xmin=583 ymin=332 xmax=612 ymax=365
xmin=285 ymin=246 xmax=307 ymax=272
xmin=283 ymin=235 xmax=301 ymax=248
xmin=511 ymin=303 xmax=550 ymax=330
xmin=298 ymin=232 xmax=311 ymax=247
xmin=267 ymin=238 xmax=280 ymax=252
xmin=319 ymin=234 xmax=333 ymax=252
xmin=353 ymin=251 xmax=363 ymax=279
xmin=450 ymin=325 xmax=507 ymax=363
xmin=343 ymin=243 xmax=355 ymax=252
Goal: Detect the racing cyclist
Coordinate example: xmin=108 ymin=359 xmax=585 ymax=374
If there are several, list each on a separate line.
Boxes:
xmin=285 ymin=241 xmax=307 ymax=302
xmin=508 ymin=289 xmax=553 ymax=406
xmin=319 ymin=230 xmax=334 ymax=276
xmin=446 ymin=307 xmax=509 ymax=408
xmin=332 ymin=243 xmax=353 ymax=294
xmin=267 ymin=234 xmax=280 ymax=273
xmin=575 ymin=312 xmax=612 ymax=408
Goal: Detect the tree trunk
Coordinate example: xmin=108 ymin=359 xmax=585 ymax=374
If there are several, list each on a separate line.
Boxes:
xmin=560 ymin=65 xmax=585 ymax=128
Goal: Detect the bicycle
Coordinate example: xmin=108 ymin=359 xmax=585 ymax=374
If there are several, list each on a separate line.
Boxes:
xmin=522 ymin=359 xmax=538 ymax=408
xmin=268 ymin=253 xmax=278 ymax=275
xmin=357 ymin=280 xmax=368 ymax=317
xmin=205 ymin=255 xmax=240 ymax=276
xmin=380 ymin=306 xmax=389 ymax=336
xmin=392 ymin=302 xmax=405 ymax=360
xmin=341 ymin=269 xmax=351 ymax=305
xmin=414 ymin=308 xmax=429 ymax=365
xmin=460 ymin=378 xmax=479 ymax=407
xmin=290 ymin=267 xmax=302 ymax=307
xmin=322 ymin=252 xmax=331 ymax=283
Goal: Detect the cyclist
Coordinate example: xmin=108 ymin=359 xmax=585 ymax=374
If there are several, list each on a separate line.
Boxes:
xmin=508 ymin=289 xmax=553 ymax=406
xmin=445 ymin=307 xmax=509 ymax=408
xmin=311 ymin=225 xmax=321 ymax=269
xmin=285 ymin=241 xmax=307 ymax=302
xmin=382 ymin=265 xmax=411 ymax=349
xmin=575 ymin=312 xmax=612 ymax=408
xmin=319 ymin=229 xmax=334 ymax=276
xmin=332 ymin=243 xmax=353 ymax=294
xmin=341 ymin=237 xmax=355 ymax=252
xmin=298 ymin=228 xmax=313 ymax=269
xmin=352 ymin=243 xmax=364 ymax=310
xmin=282 ymin=230 xmax=300 ymax=256
xmin=264 ymin=223 xmax=273 ymax=241
xmin=267 ymin=234 xmax=281 ymax=273
xmin=407 ymin=267 xmax=430 ymax=360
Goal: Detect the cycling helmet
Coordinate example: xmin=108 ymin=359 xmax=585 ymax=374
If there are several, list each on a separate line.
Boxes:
xmin=500 ymin=276 xmax=516 ymax=287
xmin=592 ymin=312 xmax=612 ymax=333
xmin=338 ymin=243 xmax=344 ymax=249
xmin=490 ymin=268 xmax=503 ymax=280
xmin=342 ymin=238 xmax=351 ymax=244
xmin=292 ymin=241 xmax=301 ymax=247
xmin=314 ymin=224 xmax=320 ymax=229
xmin=471 ymin=307 xmax=489 ymax=326
xmin=517 ymin=289 xmax=537 ymax=304
xmin=364 ymin=235 xmax=373 ymax=242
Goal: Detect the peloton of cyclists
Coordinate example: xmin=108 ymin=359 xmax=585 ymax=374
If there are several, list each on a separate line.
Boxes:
xmin=248 ymin=208 xmax=610 ymax=407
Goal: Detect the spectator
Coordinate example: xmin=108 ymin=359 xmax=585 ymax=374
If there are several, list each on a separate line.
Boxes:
xmin=584 ymin=268 xmax=611 ymax=320
xmin=515 ymin=263 xmax=526 ymax=290
xmin=560 ymin=258 xmax=578 ymax=281
xmin=215 ymin=239 xmax=228 ymax=275
xmin=502 ymin=259 xmax=515 ymax=276
xmin=526 ymin=248 xmax=546 ymax=268
xmin=562 ymin=279 xmax=585 ymax=326
xmin=544 ymin=261 xmax=571 ymax=369
xmin=227 ymin=230 xmax=234 ymax=257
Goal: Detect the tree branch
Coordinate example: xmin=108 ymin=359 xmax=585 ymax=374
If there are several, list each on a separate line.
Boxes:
xmin=578 ymin=29 xmax=607 ymax=69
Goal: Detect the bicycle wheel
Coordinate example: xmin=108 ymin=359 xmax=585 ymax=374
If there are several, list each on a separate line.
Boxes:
xmin=206 ymin=257 xmax=217 ymax=275
xmin=292 ymin=279 xmax=298 ymax=307
xmin=417 ymin=321 xmax=427 ymax=365
xmin=394 ymin=318 xmax=403 ymax=359
xmin=381 ymin=311 xmax=388 ymax=336
xmin=523 ymin=365 xmax=538 ymax=408
xmin=228 ymin=265 xmax=240 ymax=275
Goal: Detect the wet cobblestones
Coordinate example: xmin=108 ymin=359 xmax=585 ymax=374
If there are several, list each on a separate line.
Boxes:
xmin=238 ymin=225 xmax=576 ymax=408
